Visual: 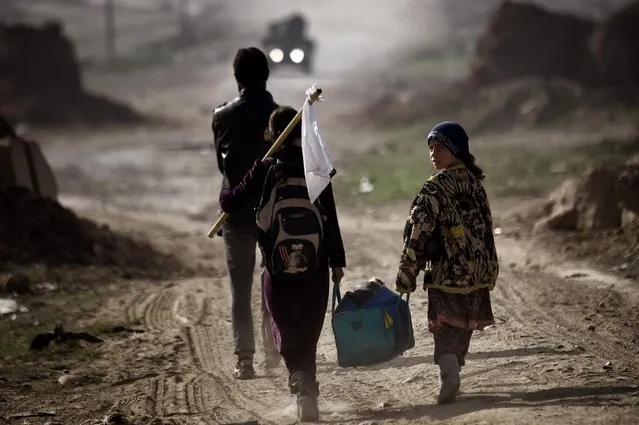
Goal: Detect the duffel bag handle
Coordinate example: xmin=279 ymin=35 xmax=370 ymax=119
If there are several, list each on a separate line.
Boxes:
xmin=332 ymin=283 xmax=411 ymax=316
xmin=331 ymin=283 xmax=342 ymax=316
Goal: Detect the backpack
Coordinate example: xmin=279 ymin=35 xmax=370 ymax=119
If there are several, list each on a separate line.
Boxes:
xmin=256 ymin=159 xmax=325 ymax=282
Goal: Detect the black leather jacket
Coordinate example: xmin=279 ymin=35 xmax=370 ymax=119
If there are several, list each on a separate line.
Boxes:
xmin=212 ymin=87 xmax=278 ymax=225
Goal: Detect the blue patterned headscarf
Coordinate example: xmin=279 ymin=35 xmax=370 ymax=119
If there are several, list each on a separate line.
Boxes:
xmin=426 ymin=121 xmax=470 ymax=162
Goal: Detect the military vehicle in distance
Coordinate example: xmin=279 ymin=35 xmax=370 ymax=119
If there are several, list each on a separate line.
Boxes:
xmin=261 ymin=13 xmax=315 ymax=74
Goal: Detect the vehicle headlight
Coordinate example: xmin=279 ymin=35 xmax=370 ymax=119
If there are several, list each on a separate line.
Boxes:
xmin=269 ymin=48 xmax=284 ymax=63
xmin=289 ymin=48 xmax=305 ymax=64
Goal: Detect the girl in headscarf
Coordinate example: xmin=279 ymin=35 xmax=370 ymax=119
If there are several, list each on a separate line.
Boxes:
xmin=395 ymin=121 xmax=499 ymax=405
xmin=219 ymin=105 xmax=346 ymax=422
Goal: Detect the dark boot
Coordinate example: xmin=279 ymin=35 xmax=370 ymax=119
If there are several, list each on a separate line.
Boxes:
xmin=437 ymin=353 xmax=460 ymax=405
xmin=296 ymin=393 xmax=319 ymax=423
xmin=290 ymin=373 xmax=320 ymax=422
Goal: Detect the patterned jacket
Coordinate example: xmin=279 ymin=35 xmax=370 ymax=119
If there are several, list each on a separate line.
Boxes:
xmin=395 ymin=164 xmax=499 ymax=294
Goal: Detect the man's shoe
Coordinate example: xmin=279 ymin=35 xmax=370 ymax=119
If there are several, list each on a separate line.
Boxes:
xmin=233 ymin=359 xmax=255 ymax=380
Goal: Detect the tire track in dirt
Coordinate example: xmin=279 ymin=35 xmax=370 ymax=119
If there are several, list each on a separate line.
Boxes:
xmin=497 ymin=270 xmax=639 ymax=374
xmin=185 ymin=297 xmax=292 ymax=425
xmin=117 ymin=279 xmax=256 ymax=424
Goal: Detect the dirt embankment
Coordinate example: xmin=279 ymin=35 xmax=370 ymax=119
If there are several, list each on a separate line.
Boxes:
xmin=504 ymin=148 xmax=639 ymax=278
xmin=365 ymin=1 xmax=639 ymax=134
xmin=0 ymin=187 xmax=192 ymax=286
xmin=0 ymin=22 xmax=146 ymax=127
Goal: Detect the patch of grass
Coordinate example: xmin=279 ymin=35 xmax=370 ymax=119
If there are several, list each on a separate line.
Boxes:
xmin=401 ymin=53 xmax=471 ymax=81
xmin=340 ymin=131 xmax=639 ymax=205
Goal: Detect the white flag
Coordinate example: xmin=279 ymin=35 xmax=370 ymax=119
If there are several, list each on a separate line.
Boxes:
xmin=301 ymin=99 xmax=334 ymax=203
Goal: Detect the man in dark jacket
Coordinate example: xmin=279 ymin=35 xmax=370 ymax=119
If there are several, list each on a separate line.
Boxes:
xmin=212 ymin=47 xmax=279 ymax=379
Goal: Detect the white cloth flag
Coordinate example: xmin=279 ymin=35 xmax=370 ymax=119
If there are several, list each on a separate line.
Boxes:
xmin=301 ymin=99 xmax=334 ymax=203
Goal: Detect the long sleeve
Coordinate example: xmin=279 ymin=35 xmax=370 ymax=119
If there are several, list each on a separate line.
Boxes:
xmin=395 ymin=189 xmax=440 ymax=293
xmin=212 ymin=115 xmax=225 ymax=175
xmin=219 ymin=159 xmax=270 ymax=214
xmin=318 ymin=183 xmax=346 ymax=268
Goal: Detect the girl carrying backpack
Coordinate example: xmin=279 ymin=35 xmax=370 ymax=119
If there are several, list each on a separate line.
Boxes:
xmin=219 ymin=105 xmax=346 ymax=422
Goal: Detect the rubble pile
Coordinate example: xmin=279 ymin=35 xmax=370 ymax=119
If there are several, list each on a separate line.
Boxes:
xmin=0 ymin=22 xmax=145 ymax=126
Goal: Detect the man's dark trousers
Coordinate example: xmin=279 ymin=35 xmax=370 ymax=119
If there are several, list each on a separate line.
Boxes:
xmin=222 ymin=221 xmax=257 ymax=361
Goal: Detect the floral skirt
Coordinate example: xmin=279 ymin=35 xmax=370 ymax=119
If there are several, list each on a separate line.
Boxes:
xmin=427 ymin=287 xmax=495 ymax=332
xmin=427 ymin=288 xmax=495 ymax=365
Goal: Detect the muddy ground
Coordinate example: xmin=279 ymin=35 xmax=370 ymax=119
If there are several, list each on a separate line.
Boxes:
xmin=2 ymin=1 xmax=639 ymax=424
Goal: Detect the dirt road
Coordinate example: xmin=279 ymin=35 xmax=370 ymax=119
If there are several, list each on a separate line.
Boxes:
xmin=4 ymin=1 xmax=639 ymax=423
xmin=12 ymin=199 xmax=636 ymax=425
xmin=8 ymin=93 xmax=639 ymax=424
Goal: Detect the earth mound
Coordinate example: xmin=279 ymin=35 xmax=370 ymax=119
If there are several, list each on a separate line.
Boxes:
xmin=470 ymin=1 xmax=598 ymax=87
xmin=514 ymin=150 xmax=639 ymax=278
xmin=0 ymin=22 xmax=145 ymax=127
xmin=0 ymin=187 xmax=189 ymax=279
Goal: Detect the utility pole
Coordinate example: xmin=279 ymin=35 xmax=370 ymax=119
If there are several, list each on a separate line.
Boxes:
xmin=105 ymin=0 xmax=116 ymax=66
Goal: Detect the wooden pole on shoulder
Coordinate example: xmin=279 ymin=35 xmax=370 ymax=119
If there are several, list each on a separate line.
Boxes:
xmin=207 ymin=85 xmax=323 ymax=238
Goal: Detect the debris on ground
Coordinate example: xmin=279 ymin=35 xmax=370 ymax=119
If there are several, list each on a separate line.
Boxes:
xmin=101 ymin=410 xmax=131 ymax=425
xmin=2 ymin=272 xmax=31 ymax=294
xmin=57 ymin=374 xmax=83 ymax=386
xmin=8 ymin=411 xmax=57 ymax=419
xmin=103 ymin=326 xmax=145 ymax=335
xmin=29 ymin=324 xmax=103 ymax=351
xmin=0 ymin=298 xmax=19 ymax=315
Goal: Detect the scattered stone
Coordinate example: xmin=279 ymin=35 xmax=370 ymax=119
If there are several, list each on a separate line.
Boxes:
xmin=58 ymin=374 xmax=82 ymax=386
xmin=401 ymin=374 xmax=424 ymax=384
xmin=105 ymin=326 xmax=145 ymax=335
xmin=603 ymin=361 xmax=613 ymax=370
xmin=102 ymin=410 xmax=131 ymax=425
xmin=588 ymin=324 xmax=596 ymax=331
xmin=566 ymin=272 xmax=589 ymax=279
xmin=0 ymin=298 xmax=18 ymax=315
xmin=4 ymin=272 xmax=31 ymax=294
xmin=9 ymin=411 xmax=56 ymax=419
xmin=31 ymin=324 xmax=103 ymax=351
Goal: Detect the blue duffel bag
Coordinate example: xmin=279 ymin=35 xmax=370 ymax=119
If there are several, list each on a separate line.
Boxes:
xmin=331 ymin=278 xmax=415 ymax=368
